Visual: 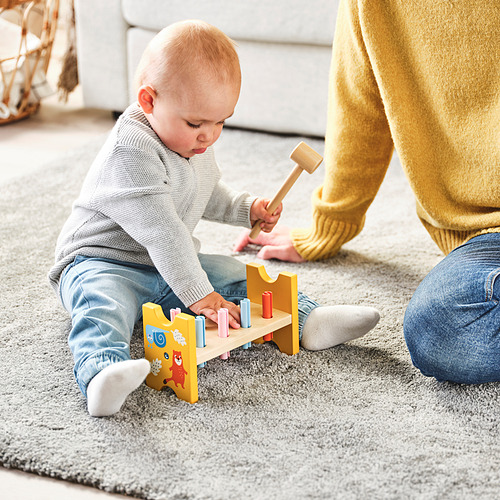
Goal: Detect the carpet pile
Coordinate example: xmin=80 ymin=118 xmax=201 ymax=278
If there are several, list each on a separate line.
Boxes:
xmin=0 ymin=129 xmax=498 ymax=499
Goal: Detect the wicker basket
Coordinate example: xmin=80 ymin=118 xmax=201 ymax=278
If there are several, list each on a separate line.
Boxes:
xmin=0 ymin=0 xmax=59 ymax=124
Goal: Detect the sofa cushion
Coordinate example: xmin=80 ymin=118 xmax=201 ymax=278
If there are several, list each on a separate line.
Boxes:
xmin=122 ymin=0 xmax=336 ymax=46
xmin=127 ymin=27 xmax=331 ymax=136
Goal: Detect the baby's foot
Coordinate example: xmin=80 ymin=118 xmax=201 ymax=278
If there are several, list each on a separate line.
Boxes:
xmin=301 ymin=305 xmax=380 ymax=351
xmin=86 ymin=359 xmax=151 ymax=417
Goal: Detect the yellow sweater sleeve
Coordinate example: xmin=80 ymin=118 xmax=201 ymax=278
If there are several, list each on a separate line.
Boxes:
xmin=292 ymin=0 xmax=394 ymax=260
xmin=293 ymin=0 xmax=500 ymax=260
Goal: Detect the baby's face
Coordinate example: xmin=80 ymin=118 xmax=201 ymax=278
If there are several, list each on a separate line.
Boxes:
xmin=148 ymin=79 xmax=239 ymax=159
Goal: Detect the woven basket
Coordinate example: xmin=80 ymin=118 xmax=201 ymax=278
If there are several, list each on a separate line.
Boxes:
xmin=0 ymin=0 xmax=59 ymax=124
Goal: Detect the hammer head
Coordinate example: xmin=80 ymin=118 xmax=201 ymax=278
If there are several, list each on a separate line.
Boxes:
xmin=290 ymin=141 xmax=323 ymax=174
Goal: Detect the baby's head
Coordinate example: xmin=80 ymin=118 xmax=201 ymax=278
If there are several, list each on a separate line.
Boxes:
xmin=135 ymin=20 xmax=241 ymax=158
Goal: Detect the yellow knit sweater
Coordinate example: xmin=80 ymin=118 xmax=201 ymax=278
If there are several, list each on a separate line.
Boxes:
xmin=292 ymin=0 xmax=500 ymax=260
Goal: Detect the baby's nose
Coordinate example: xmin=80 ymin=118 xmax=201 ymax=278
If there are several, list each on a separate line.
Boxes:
xmin=198 ymin=128 xmax=214 ymax=144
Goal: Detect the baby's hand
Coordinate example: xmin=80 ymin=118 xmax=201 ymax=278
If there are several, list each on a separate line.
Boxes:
xmin=189 ymin=291 xmax=240 ymax=329
xmin=250 ymin=198 xmax=282 ymax=233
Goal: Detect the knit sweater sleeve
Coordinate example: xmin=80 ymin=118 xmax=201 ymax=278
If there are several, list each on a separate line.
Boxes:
xmin=291 ymin=0 xmax=394 ymax=261
xmin=202 ymin=179 xmax=256 ymax=228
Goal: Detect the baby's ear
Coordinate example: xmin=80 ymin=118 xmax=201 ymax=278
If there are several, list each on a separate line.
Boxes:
xmin=137 ymin=86 xmax=156 ymax=114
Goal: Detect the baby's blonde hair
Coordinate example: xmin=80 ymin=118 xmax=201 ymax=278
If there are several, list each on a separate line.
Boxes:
xmin=134 ymin=20 xmax=241 ymax=97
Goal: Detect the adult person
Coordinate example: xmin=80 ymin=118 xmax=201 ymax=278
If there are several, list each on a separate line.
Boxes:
xmin=235 ymin=0 xmax=500 ymax=384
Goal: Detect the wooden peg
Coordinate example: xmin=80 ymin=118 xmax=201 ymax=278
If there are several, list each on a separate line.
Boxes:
xmin=262 ymin=291 xmax=274 ymax=341
xmin=218 ymin=308 xmax=230 ymax=360
xmin=170 ymin=307 xmax=181 ymax=321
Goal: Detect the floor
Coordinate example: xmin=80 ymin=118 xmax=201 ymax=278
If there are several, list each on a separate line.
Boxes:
xmin=0 ymin=3 xmax=127 ymax=499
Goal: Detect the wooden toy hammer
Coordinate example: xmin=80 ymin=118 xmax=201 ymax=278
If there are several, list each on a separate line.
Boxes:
xmin=249 ymin=141 xmax=323 ymax=239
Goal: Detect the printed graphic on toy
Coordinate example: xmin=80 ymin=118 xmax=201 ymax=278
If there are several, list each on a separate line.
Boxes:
xmin=143 ymin=262 xmax=299 ymax=403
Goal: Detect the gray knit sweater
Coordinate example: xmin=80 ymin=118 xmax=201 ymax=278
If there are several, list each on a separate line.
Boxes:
xmin=49 ymin=104 xmax=256 ymax=307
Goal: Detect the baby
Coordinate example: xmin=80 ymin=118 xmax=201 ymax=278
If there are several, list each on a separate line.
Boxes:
xmin=49 ymin=20 xmax=380 ymax=417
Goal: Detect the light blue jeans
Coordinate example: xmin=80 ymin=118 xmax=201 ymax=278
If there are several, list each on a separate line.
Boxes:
xmin=59 ymin=254 xmax=318 ymax=396
xmin=404 ymin=233 xmax=500 ymax=384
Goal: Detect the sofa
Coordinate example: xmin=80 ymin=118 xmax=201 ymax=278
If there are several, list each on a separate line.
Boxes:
xmin=74 ymin=0 xmax=339 ymax=137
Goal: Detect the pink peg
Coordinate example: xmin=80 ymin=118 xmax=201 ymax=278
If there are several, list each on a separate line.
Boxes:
xmin=218 ymin=308 xmax=230 ymax=360
xmin=170 ymin=307 xmax=181 ymax=321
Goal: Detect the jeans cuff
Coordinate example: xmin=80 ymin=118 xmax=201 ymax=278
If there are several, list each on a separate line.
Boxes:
xmin=297 ymin=291 xmax=320 ymax=340
xmin=77 ymin=352 xmax=131 ymax=398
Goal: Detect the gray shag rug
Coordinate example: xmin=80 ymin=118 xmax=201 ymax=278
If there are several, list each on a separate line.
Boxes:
xmin=0 ymin=128 xmax=499 ymax=499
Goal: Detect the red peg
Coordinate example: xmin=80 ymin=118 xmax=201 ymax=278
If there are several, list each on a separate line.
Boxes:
xmin=262 ymin=291 xmax=274 ymax=341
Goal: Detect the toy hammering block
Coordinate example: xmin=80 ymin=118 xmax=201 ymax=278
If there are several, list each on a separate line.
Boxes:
xmin=249 ymin=141 xmax=323 ymax=239
xmin=143 ymin=263 xmax=299 ymax=403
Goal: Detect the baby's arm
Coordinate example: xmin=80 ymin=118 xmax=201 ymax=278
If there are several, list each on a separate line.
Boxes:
xmin=202 ymin=180 xmax=256 ymax=227
xmin=189 ymin=291 xmax=241 ymax=329
xmin=203 ymin=181 xmax=282 ymax=232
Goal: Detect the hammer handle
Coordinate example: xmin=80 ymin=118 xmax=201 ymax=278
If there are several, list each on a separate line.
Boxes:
xmin=249 ymin=164 xmax=303 ymax=239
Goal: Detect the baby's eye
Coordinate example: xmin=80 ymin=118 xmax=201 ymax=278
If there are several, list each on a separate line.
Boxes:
xmin=187 ymin=122 xmax=201 ymax=129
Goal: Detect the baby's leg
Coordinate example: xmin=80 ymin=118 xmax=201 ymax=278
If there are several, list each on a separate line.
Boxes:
xmin=197 ymin=253 xmax=248 ymax=303
xmin=155 ymin=254 xmax=248 ymax=317
xmin=59 ymin=256 xmax=160 ymax=416
xmin=194 ymin=254 xmax=379 ymax=350
xmin=298 ymin=293 xmax=380 ymax=350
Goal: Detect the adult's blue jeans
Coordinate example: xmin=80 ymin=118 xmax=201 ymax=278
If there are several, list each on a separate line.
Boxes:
xmin=404 ymin=233 xmax=500 ymax=384
xmin=59 ymin=254 xmax=318 ymax=396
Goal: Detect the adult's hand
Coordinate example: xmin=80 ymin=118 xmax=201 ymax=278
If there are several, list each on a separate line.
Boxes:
xmin=233 ymin=225 xmax=306 ymax=262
